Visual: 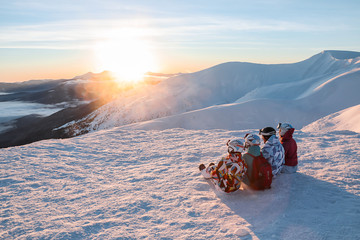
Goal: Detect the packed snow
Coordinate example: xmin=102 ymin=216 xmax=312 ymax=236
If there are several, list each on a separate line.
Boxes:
xmin=1 ymin=50 xmax=360 ymax=239
xmin=1 ymin=128 xmax=359 ymax=239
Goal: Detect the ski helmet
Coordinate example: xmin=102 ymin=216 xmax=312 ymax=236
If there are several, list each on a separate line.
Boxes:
xmin=277 ymin=122 xmax=293 ymax=130
xmin=259 ymin=127 xmax=276 ymax=136
xmin=277 ymin=123 xmax=293 ymax=136
xmin=227 ymin=139 xmax=244 ymax=153
xmin=244 ymin=133 xmax=260 ymax=147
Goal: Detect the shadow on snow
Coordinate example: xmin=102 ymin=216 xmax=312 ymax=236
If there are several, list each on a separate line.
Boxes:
xmin=215 ymin=173 xmax=360 ymax=240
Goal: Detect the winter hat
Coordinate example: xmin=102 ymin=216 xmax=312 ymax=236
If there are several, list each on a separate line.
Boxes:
xmin=227 ymin=139 xmax=244 ymax=153
xmin=244 ymin=133 xmax=260 ymax=147
xmin=277 ymin=123 xmax=293 ymax=136
xmin=259 ymin=127 xmax=276 ymax=136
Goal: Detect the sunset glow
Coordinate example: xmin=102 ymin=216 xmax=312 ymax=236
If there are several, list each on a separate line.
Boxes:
xmin=0 ymin=1 xmax=359 ymax=82
xmin=94 ymin=35 xmax=159 ymax=84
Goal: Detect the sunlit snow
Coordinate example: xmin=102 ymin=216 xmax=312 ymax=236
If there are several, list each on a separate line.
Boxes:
xmin=1 ymin=51 xmax=360 ymax=239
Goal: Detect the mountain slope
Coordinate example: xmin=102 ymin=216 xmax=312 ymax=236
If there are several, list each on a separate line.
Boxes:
xmin=0 ymin=71 xmax=131 ymax=148
xmin=61 ymin=50 xmax=360 ymax=135
xmin=122 ymin=66 xmax=360 ymax=131
xmin=302 ymin=104 xmax=360 ymax=133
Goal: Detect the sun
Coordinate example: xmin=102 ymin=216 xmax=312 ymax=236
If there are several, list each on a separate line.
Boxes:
xmin=94 ymin=35 xmax=158 ymax=84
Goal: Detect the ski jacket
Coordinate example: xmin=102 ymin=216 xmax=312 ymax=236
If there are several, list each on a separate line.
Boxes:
xmin=241 ymin=145 xmax=261 ymax=186
xmin=280 ymin=128 xmax=298 ymax=167
xmin=261 ymin=135 xmax=285 ymax=176
xmin=206 ymin=153 xmax=247 ymax=192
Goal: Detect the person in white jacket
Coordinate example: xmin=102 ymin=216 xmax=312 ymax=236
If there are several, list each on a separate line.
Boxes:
xmin=259 ymin=127 xmax=285 ymax=176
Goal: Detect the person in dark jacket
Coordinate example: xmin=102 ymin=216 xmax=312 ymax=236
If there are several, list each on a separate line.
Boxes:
xmin=277 ymin=123 xmax=298 ymax=173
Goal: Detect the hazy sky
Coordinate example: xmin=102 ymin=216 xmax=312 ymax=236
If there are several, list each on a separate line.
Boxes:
xmin=1 ymin=0 xmax=359 ymax=82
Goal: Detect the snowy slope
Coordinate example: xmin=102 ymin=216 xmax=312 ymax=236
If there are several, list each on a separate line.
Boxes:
xmin=58 ymin=50 xmax=360 ymax=135
xmin=302 ymin=104 xmax=360 ymax=133
xmin=1 ymin=128 xmax=359 ymax=239
xmin=119 ymin=99 xmax=309 ymax=131
xmin=120 ymin=66 xmax=360 ymax=131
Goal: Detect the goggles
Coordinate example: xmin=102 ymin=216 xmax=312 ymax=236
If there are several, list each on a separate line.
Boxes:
xmin=259 ymin=128 xmax=276 ymax=136
xmin=228 ymin=146 xmax=242 ymax=153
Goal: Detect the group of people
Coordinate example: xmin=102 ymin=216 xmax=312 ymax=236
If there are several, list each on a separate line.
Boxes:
xmin=199 ymin=123 xmax=298 ymax=193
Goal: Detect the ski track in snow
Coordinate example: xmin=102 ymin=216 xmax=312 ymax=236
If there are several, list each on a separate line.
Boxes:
xmin=1 ymin=128 xmax=360 ymax=239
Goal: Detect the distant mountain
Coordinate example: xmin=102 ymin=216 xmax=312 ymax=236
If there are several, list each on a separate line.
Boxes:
xmin=0 ymin=71 xmax=123 ymax=148
xmin=73 ymin=71 xmax=114 ymax=81
xmin=58 ymin=50 xmax=360 ymax=135
xmin=1 ymin=51 xmax=359 ymax=148
xmin=0 ymin=70 xmax=177 ymax=148
xmin=0 ymin=99 xmax=109 ymax=148
xmin=0 ymin=79 xmax=65 ymax=94
xmin=0 ymin=71 xmax=119 ymax=104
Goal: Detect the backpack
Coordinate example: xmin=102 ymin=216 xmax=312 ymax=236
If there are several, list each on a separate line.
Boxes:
xmin=246 ymin=153 xmax=273 ymax=190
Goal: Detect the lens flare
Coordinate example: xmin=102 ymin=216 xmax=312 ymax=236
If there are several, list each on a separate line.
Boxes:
xmin=94 ymin=34 xmax=158 ymax=85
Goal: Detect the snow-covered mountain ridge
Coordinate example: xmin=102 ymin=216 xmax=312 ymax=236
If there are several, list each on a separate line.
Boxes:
xmin=60 ymin=50 xmax=360 ymax=135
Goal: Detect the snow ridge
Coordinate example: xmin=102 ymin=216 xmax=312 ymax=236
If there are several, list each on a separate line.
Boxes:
xmin=60 ymin=50 xmax=360 ymax=135
xmin=302 ymin=104 xmax=360 ymax=133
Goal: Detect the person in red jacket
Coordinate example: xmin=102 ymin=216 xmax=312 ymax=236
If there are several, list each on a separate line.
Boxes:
xmin=277 ymin=123 xmax=298 ymax=173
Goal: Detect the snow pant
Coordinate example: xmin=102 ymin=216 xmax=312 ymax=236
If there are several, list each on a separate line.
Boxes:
xmin=201 ymin=163 xmax=242 ymax=193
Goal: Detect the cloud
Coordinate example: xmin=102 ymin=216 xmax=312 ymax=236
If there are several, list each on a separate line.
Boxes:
xmin=0 ymin=16 xmax=347 ymax=50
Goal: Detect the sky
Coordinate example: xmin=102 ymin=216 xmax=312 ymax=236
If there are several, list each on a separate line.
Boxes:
xmin=0 ymin=0 xmax=359 ymax=83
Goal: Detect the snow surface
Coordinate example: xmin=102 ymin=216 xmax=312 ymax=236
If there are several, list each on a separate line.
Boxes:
xmin=60 ymin=51 xmax=360 ymax=135
xmin=302 ymin=104 xmax=360 ymax=133
xmin=1 ymin=128 xmax=359 ymax=239
xmin=2 ymin=50 xmax=360 ymax=239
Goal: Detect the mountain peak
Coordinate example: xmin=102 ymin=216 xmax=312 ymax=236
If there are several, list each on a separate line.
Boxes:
xmin=321 ymin=50 xmax=360 ymax=60
xmin=73 ymin=71 xmax=114 ymax=81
